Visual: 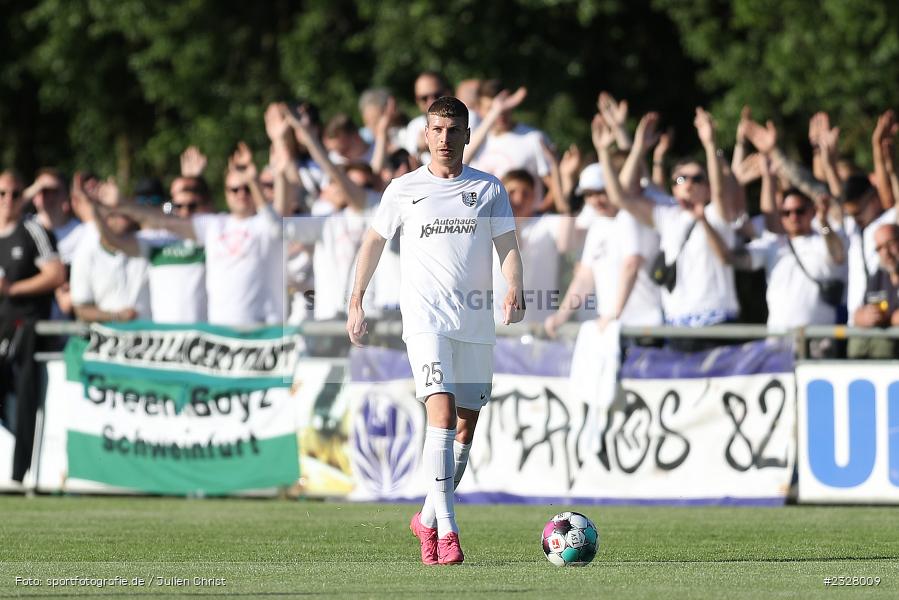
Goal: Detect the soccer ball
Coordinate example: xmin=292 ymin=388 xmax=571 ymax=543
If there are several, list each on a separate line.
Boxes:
xmin=541 ymin=511 xmax=599 ymax=566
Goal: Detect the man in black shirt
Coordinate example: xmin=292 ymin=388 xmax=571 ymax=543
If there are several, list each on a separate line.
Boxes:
xmin=0 ymin=169 xmax=65 ymax=482
xmin=851 ymin=223 xmax=899 ymax=358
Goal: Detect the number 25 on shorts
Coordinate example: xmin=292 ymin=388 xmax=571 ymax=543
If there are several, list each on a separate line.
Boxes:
xmin=422 ymin=362 xmax=443 ymax=386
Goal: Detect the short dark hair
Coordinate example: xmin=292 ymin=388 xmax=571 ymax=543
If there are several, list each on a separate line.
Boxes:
xmin=782 ymin=187 xmax=812 ymax=208
xmin=388 ymin=148 xmax=411 ymax=171
xmin=426 ymin=96 xmax=469 ymax=128
xmin=0 ymin=168 xmax=24 ymax=185
xmin=842 ymin=174 xmax=875 ymax=204
xmin=418 ymin=70 xmax=450 ymax=93
xmin=478 ymin=79 xmax=503 ymax=100
xmin=502 ymin=169 xmax=535 ymax=189
xmin=34 ymin=167 xmax=67 ymax=190
xmin=324 ymin=113 xmax=358 ymax=139
xmin=179 ymin=176 xmax=211 ymax=202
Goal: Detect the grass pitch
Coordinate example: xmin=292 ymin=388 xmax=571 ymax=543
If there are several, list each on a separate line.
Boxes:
xmin=1 ymin=496 xmax=897 ymax=599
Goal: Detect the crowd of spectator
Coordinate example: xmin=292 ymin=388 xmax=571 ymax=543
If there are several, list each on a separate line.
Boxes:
xmin=2 ymin=72 xmax=899 ymax=360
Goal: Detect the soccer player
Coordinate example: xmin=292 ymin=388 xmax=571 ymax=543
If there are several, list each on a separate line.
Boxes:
xmin=346 ymin=96 xmax=525 ymax=565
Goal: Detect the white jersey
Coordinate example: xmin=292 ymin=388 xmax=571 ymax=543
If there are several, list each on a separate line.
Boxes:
xmin=191 ymin=207 xmax=281 ymax=327
xmin=145 ymin=237 xmax=207 ymax=324
xmin=70 ymin=234 xmax=152 ymax=319
xmin=746 ymin=233 xmax=842 ymax=328
xmin=582 ymin=210 xmax=662 ymax=326
xmin=371 ymin=164 xmax=515 ymax=344
xmin=652 ymin=202 xmax=739 ymax=326
xmin=492 ymin=214 xmax=562 ymax=324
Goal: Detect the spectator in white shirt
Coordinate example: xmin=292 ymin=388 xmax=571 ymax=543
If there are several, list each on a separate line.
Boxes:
xmin=71 ymin=184 xmax=151 ymax=323
xmin=734 ymin=189 xmax=845 ymax=353
xmin=467 ymin=80 xmax=553 ymax=212
xmin=545 ymin=161 xmax=663 ymax=337
xmin=597 ymin=110 xmax=739 ymax=343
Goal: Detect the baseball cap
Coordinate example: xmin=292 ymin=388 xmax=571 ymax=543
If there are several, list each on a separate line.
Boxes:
xmin=576 ymin=163 xmax=606 ymax=195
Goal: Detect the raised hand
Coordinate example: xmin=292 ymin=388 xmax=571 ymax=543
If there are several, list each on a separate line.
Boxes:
xmin=744 ymin=119 xmax=778 ymax=154
xmin=180 ymin=145 xmax=208 ymax=177
xmin=653 ymin=128 xmax=674 ymax=163
xmin=281 ymin=102 xmax=315 ymax=148
xmin=634 ymin=112 xmax=661 ymax=151
xmin=817 ymin=116 xmax=840 ymax=159
xmin=591 ymin=114 xmax=615 ymax=152
xmin=97 ymin=177 xmax=121 ymax=207
xmin=736 ymin=106 xmax=752 ymax=145
xmin=597 ymin=91 xmax=627 ymax=130
xmin=693 ymin=107 xmax=716 ymax=148
xmin=490 ymin=87 xmax=527 ymax=114
xmin=265 ymin=102 xmax=291 ymax=143
xmin=873 ymin=110 xmax=896 ymax=149
xmin=376 ymin=95 xmax=397 ymax=135
xmin=559 ymin=144 xmax=582 ymax=182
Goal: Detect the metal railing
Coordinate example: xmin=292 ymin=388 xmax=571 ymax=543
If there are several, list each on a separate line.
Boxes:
xmin=31 ymin=319 xmax=899 ymax=362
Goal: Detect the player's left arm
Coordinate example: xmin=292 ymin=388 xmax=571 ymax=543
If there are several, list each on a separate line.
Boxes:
xmin=493 ymin=230 xmax=525 ymax=324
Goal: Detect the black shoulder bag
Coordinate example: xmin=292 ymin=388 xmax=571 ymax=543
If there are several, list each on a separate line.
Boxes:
xmin=785 ymin=236 xmax=844 ymax=307
xmin=650 ymin=221 xmax=696 ymax=292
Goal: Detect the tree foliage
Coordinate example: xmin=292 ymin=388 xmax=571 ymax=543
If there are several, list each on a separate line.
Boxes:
xmin=656 ymin=0 xmax=899 ymax=165
xmin=2 ymin=0 xmax=897 ymax=186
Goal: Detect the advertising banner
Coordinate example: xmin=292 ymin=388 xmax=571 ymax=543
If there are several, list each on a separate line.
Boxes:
xmin=295 ymin=339 xmax=796 ymax=504
xmin=797 ymin=362 xmax=899 ymax=504
xmin=61 ymin=322 xmax=301 ymax=495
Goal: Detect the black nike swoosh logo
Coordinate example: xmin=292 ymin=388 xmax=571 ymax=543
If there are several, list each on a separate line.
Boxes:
xmin=480 ymin=393 xmax=486 ymax=400
xmin=412 ymin=196 xmax=427 ymax=204
xmin=435 ymin=476 xmax=453 ymax=482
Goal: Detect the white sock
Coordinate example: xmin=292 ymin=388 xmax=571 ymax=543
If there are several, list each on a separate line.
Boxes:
xmin=420 ymin=440 xmax=471 ymax=530
xmin=422 ymin=426 xmax=457 ymax=538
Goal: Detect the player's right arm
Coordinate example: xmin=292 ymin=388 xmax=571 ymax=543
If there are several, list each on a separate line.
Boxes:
xmin=346 ymin=228 xmax=387 ymax=346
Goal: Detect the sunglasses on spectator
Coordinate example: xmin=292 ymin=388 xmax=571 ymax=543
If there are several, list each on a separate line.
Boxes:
xmin=173 ymin=202 xmax=201 ymax=213
xmin=673 ymin=174 xmax=706 ymax=185
xmin=261 ymin=181 xmax=275 ymax=189
xmin=417 ymin=92 xmax=443 ymax=103
xmin=780 ymin=207 xmax=809 ymax=217
xmin=0 ymin=189 xmax=23 ymax=199
xmin=227 ymin=185 xmax=250 ymax=194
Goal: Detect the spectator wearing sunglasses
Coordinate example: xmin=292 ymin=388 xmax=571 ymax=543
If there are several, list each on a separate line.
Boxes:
xmin=733 ymin=189 xmax=845 ymax=352
xmin=401 ymin=71 xmax=452 ymax=164
xmin=114 ymin=144 xmax=282 ymax=326
xmin=142 ymin=175 xmax=214 ymax=323
xmin=599 ymin=109 xmax=739 ymax=336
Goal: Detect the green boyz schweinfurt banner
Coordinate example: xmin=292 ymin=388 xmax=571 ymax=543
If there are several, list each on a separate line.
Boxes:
xmin=63 ymin=322 xmax=301 ymax=495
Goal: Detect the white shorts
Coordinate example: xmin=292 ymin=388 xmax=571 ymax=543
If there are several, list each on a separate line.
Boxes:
xmin=405 ymin=333 xmax=493 ymax=410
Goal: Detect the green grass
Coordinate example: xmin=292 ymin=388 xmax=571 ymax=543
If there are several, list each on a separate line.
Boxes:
xmin=0 ymin=497 xmax=897 ymax=599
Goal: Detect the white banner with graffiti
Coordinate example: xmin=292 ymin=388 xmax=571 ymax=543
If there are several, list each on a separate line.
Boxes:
xmin=295 ymin=339 xmax=796 ymax=504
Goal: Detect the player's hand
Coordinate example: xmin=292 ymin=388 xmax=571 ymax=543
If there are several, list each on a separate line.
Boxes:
xmin=544 ymin=313 xmax=561 ymax=338
xmin=596 ymin=315 xmax=614 ymax=332
xmin=503 ymin=287 xmax=525 ymax=325
xmin=346 ymin=303 xmax=368 ymax=347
